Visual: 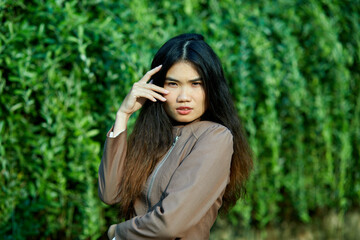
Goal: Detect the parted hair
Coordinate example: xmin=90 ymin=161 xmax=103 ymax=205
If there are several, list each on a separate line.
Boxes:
xmin=118 ymin=33 xmax=253 ymax=218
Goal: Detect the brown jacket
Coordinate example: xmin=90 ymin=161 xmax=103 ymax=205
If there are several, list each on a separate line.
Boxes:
xmin=98 ymin=121 xmax=233 ymax=239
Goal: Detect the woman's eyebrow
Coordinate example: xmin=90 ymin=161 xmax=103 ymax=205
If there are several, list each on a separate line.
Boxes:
xmin=165 ymin=77 xmax=202 ymax=82
xmin=164 ymin=77 xmax=180 ymax=82
xmin=189 ymin=78 xmax=202 ymax=82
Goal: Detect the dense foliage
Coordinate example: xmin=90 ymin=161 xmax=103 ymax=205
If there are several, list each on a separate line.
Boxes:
xmin=1 ymin=0 xmax=359 ymax=239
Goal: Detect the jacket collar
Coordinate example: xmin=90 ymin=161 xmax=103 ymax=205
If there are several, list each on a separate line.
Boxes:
xmin=172 ymin=118 xmax=201 ymax=136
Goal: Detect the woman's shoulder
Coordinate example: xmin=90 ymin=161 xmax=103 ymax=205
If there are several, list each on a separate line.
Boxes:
xmin=186 ymin=120 xmax=232 ymax=140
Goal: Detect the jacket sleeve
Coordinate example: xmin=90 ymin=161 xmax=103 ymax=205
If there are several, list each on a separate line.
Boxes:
xmin=115 ymin=124 xmax=233 ymax=239
xmin=98 ymin=128 xmax=127 ymax=205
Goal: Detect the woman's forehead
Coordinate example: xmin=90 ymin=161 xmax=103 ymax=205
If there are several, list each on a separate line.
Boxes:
xmin=165 ymin=61 xmax=200 ymax=80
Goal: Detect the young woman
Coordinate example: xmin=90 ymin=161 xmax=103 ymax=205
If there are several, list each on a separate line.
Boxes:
xmin=98 ymin=33 xmax=253 ymax=240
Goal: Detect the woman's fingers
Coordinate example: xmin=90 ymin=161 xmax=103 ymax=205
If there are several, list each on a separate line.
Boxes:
xmin=132 ymin=79 xmax=168 ymax=98
xmin=107 ymin=224 xmax=116 ymax=240
xmin=138 ymin=82 xmax=169 ymax=95
xmin=139 ymin=65 xmax=162 ymax=83
xmin=118 ymin=65 xmax=166 ymax=116
xmin=132 ymin=88 xmax=167 ymax=102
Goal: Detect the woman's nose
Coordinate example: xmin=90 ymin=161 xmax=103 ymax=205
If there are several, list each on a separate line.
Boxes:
xmin=177 ymin=88 xmax=191 ymax=102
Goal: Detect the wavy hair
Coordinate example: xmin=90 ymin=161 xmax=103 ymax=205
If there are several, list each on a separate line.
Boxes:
xmin=118 ymin=33 xmax=253 ymax=218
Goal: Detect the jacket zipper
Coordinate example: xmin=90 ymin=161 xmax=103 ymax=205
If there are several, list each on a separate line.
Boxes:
xmin=147 ymin=135 xmax=179 ymax=210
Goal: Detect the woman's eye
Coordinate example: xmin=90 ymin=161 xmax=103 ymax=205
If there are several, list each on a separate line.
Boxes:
xmin=166 ymin=82 xmax=177 ymax=87
xmin=192 ymin=82 xmax=202 ymax=86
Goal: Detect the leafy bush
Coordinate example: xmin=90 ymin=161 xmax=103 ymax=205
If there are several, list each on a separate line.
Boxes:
xmin=1 ymin=0 xmax=359 ymax=239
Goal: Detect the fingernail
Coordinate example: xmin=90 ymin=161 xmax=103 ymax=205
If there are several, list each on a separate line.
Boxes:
xmin=164 ymin=90 xmax=169 ymax=94
xmin=157 ymin=65 xmax=162 ymax=68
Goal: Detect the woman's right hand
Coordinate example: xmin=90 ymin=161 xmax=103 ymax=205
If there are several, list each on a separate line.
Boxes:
xmin=117 ymin=65 xmax=168 ymax=116
xmin=112 ymin=65 xmax=168 ymax=135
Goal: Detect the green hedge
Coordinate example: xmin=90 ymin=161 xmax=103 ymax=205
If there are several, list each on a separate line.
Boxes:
xmin=1 ymin=0 xmax=359 ymax=239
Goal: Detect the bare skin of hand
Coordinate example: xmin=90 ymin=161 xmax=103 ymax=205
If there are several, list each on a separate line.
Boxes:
xmin=107 ymin=224 xmax=116 ymax=239
xmin=118 ymin=65 xmax=168 ymax=115
xmin=113 ymin=65 xmax=169 ymax=134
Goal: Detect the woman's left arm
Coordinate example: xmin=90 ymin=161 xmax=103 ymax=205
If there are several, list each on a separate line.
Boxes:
xmin=114 ymin=124 xmax=233 ymax=239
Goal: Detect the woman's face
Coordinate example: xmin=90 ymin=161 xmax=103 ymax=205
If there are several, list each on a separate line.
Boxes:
xmin=163 ymin=61 xmax=206 ymax=123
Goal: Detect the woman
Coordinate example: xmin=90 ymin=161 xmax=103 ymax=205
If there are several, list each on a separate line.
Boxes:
xmin=98 ymin=33 xmax=253 ymax=239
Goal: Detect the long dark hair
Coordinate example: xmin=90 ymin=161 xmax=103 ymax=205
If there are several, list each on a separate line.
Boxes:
xmin=118 ymin=33 xmax=253 ymax=218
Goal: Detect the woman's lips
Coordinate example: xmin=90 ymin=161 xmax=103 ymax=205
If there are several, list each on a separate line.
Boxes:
xmin=176 ymin=107 xmax=193 ymax=115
